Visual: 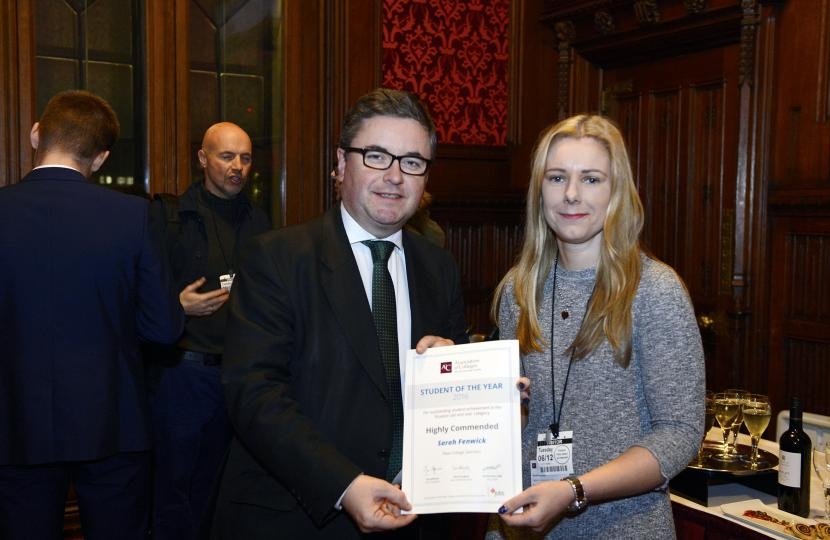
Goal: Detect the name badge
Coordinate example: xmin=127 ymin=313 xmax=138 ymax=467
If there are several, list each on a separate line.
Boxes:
xmin=530 ymin=430 xmax=574 ymax=485
xmin=219 ymin=272 xmax=235 ymax=291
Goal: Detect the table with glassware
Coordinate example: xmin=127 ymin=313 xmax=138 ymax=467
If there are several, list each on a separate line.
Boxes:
xmin=670 ymin=390 xmax=830 ymax=540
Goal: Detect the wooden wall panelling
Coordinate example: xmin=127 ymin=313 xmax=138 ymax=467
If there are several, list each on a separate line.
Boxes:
xmin=762 ymin=0 xmax=830 ymax=417
xmin=324 ymin=0 xmax=382 ymax=209
xmin=429 ymin=144 xmax=523 ymax=333
xmin=508 ymin=0 xmax=561 ymax=187
xmin=282 ymin=0 xmax=327 ymax=226
xmin=0 ymin=0 xmax=35 ymax=187
xmin=768 ymin=217 xmax=830 ymax=417
xmin=604 ymin=46 xmax=742 ymax=391
xmin=146 ymin=0 xmax=191 ymax=195
xmin=687 ymin=81 xmax=728 ymax=303
xmin=431 ymin=201 xmax=525 ymax=335
xmin=645 ymin=88 xmax=684 ymax=266
xmin=770 ymin=0 xmax=830 ymax=194
xmin=742 ymin=1 xmax=781 ymax=400
xmin=736 ymin=2 xmax=784 ymax=396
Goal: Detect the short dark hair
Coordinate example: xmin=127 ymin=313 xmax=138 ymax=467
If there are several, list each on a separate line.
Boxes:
xmin=338 ymin=88 xmax=437 ymax=156
xmin=36 ymin=90 xmax=120 ymax=167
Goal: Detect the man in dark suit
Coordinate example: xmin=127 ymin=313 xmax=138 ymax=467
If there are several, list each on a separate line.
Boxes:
xmin=0 ymin=90 xmax=184 ymax=540
xmin=213 ymin=88 xmax=468 ymax=538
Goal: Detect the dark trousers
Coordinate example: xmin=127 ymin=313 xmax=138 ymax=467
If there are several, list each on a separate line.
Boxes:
xmin=150 ymin=355 xmax=231 ymax=540
xmin=0 ymin=451 xmax=151 ymax=540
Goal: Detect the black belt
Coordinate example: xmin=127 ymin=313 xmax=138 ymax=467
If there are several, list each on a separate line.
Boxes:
xmin=181 ymin=350 xmax=222 ymax=367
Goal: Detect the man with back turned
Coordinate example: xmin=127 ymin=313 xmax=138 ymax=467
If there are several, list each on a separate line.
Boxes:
xmin=0 ymin=90 xmax=184 ymax=540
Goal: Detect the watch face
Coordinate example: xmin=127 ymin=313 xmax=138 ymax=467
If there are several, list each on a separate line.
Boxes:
xmin=568 ymin=499 xmax=587 ymax=512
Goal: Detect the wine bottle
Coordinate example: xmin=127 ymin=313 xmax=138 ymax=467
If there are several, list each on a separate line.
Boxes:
xmin=778 ymin=396 xmax=812 ymax=517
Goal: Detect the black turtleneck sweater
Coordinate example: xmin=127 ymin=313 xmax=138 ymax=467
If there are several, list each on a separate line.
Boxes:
xmin=178 ymin=184 xmax=246 ymax=354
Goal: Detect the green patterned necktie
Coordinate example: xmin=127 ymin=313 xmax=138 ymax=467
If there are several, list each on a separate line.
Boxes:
xmin=362 ymin=240 xmax=403 ymax=481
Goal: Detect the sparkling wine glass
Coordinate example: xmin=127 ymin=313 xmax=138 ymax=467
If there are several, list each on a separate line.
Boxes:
xmin=713 ymin=391 xmax=742 ymax=461
xmin=691 ymin=391 xmax=715 ymax=466
xmin=741 ymin=393 xmax=772 ymax=469
xmin=813 ymin=440 xmax=830 ymax=519
xmin=724 ymin=388 xmax=748 ymax=457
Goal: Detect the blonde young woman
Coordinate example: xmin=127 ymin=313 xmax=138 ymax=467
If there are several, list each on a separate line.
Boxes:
xmin=487 ymin=115 xmax=704 ymax=539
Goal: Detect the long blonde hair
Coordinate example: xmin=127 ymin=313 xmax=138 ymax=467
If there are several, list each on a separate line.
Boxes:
xmin=492 ymin=115 xmax=644 ymax=366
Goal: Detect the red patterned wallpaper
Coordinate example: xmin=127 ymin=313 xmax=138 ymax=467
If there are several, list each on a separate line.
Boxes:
xmin=382 ymin=0 xmax=510 ymax=146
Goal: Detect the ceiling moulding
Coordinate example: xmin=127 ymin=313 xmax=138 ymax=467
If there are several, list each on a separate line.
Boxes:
xmin=538 ymin=0 xmax=774 ymax=69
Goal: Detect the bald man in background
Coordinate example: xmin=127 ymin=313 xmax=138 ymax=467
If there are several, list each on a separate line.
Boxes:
xmin=147 ymin=122 xmax=271 ymax=539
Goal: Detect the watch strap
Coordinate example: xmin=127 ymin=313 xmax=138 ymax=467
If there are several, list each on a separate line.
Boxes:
xmin=563 ymin=475 xmax=588 ymax=512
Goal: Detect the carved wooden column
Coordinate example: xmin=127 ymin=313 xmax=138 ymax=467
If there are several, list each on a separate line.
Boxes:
xmin=554 ymin=21 xmax=575 ymax=120
xmin=729 ymin=0 xmax=761 ymax=383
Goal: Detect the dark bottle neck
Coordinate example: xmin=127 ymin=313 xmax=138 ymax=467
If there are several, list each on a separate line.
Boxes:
xmin=789 ymin=397 xmax=803 ymax=429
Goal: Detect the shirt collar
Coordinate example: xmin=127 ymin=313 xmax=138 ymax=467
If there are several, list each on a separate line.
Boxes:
xmin=32 ymin=164 xmax=82 ymax=173
xmin=340 ymin=204 xmax=403 ymax=250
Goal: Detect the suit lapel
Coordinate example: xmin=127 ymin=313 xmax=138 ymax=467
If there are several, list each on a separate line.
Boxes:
xmin=403 ymin=232 xmax=438 ymax=348
xmin=319 ymin=206 xmax=389 ymax=399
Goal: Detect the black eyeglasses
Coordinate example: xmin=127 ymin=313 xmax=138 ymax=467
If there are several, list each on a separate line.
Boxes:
xmin=341 ymin=146 xmax=432 ymax=176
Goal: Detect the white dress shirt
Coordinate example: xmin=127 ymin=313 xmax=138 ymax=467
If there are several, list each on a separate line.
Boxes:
xmin=340 ymin=205 xmax=412 ymax=384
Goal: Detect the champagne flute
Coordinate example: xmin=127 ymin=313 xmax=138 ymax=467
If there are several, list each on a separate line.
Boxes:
xmin=813 ymin=440 xmax=830 ymax=519
xmin=691 ymin=391 xmax=715 ymax=466
xmin=741 ymin=393 xmax=772 ymax=469
xmin=713 ymin=392 xmax=742 ymax=461
xmin=724 ymin=388 xmax=747 ymax=457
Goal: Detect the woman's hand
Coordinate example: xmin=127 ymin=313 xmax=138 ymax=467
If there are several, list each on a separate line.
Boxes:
xmin=497 ymin=479 xmax=573 ymax=533
xmin=499 ymin=480 xmax=574 ymax=533
xmin=517 ymin=376 xmax=530 ymax=403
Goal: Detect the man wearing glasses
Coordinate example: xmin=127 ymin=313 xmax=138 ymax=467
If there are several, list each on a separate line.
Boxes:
xmin=213 ymin=88 xmax=468 ymax=539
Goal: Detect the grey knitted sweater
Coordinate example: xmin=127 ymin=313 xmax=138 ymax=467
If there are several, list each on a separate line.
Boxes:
xmin=487 ymin=255 xmax=705 ymax=539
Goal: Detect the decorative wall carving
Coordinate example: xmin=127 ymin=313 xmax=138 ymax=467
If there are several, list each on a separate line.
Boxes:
xmin=594 ymin=10 xmax=615 ymax=34
xmin=633 ymin=0 xmax=661 ymax=25
xmin=554 ymin=21 xmax=575 ymax=119
xmin=739 ymin=0 xmax=759 ymax=86
xmin=600 ymin=80 xmax=633 ymax=116
xmin=683 ymin=0 xmax=707 ymax=14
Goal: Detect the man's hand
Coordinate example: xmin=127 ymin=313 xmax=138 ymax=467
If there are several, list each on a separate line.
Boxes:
xmin=179 ymin=277 xmax=229 ymax=317
xmin=341 ymin=475 xmax=417 ymax=533
xmin=414 ymin=335 xmax=454 ymax=354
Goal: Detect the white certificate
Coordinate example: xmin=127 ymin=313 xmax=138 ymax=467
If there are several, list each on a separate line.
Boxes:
xmin=401 ymin=340 xmax=522 ymax=514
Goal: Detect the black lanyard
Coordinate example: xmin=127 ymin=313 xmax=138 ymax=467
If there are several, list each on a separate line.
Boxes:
xmin=549 ymin=255 xmax=575 ymax=438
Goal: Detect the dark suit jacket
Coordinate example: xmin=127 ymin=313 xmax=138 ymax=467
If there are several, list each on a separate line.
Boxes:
xmin=0 ymin=167 xmax=184 ymax=465
xmin=216 ymin=204 xmax=468 ymax=539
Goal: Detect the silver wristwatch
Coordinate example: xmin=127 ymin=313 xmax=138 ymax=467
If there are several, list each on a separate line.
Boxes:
xmin=563 ymin=475 xmax=588 ymax=512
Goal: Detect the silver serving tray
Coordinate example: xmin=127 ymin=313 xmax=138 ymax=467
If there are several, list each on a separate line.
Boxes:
xmin=687 ymin=443 xmax=779 ymax=475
